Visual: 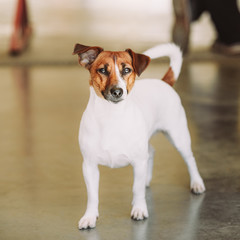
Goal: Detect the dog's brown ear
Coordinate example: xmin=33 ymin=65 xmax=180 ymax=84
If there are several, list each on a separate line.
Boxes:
xmin=73 ymin=44 xmax=103 ymax=69
xmin=125 ymin=49 xmax=151 ymax=76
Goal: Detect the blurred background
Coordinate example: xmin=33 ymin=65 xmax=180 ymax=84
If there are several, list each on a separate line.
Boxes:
xmin=0 ymin=0 xmax=218 ymax=63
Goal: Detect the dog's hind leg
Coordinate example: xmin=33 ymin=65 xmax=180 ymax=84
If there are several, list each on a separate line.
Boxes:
xmin=163 ymin=110 xmax=206 ymax=194
xmin=146 ymin=144 xmax=155 ymax=187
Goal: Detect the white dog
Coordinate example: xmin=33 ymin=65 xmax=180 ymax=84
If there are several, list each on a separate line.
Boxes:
xmin=73 ymin=43 xmax=206 ymax=230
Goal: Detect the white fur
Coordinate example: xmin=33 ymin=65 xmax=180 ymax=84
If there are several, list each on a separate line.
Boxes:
xmin=78 ymin=44 xmax=205 ymax=230
xmin=115 ymin=61 xmax=128 ymax=100
xmin=143 ymin=43 xmax=182 ymax=79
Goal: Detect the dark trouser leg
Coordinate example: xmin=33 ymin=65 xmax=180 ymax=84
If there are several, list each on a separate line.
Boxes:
xmin=205 ymin=0 xmax=240 ymax=44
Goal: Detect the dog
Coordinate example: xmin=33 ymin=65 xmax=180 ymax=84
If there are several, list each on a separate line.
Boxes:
xmin=73 ymin=43 xmax=206 ymax=230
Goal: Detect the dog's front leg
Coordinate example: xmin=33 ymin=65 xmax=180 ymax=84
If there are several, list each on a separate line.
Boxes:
xmin=131 ymin=161 xmax=149 ymax=220
xmin=78 ymin=161 xmax=99 ymax=230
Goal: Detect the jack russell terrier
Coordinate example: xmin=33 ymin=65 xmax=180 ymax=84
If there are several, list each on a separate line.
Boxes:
xmin=73 ymin=43 xmax=206 ymax=230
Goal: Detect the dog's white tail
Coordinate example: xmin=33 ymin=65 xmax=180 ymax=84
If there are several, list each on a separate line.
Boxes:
xmin=143 ymin=43 xmax=182 ymax=80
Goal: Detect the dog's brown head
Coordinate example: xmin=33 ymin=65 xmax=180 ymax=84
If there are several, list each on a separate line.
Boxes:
xmin=73 ymin=44 xmax=150 ymax=103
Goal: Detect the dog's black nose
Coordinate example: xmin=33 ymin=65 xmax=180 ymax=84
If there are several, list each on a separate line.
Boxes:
xmin=110 ymin=87 xmax=123 ymax=98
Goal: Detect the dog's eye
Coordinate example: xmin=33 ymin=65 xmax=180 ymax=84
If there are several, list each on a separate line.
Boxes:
xmin=98 ymin=68 xmax=107 ymax=75
xmin=122 ymin=68 xmax=132 ymax=75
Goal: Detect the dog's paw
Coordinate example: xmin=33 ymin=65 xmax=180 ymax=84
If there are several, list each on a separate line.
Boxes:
xmin=78 ymin=214 xmax=98 ymax=230
xmin=131 ymin=203 xmax=149 ymax=221
xmin=191 ymin=178 xmax=206 ymax=195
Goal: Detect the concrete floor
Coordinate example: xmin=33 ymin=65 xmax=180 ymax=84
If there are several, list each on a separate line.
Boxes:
xmin=1 ymin=58 xmax=240 ymax=240
xmin=1 ymin=1 xmax=240 ymax=240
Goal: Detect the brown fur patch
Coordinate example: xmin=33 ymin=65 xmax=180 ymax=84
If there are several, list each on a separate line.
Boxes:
xmin=162 ymin=67 xmax=175 ymax=86
xmin=89 ymin=51 xmax=136 ymax=98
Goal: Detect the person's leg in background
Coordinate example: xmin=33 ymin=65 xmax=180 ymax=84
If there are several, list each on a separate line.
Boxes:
xmin=172 ymin=0 xmax=205 ymax=54
xmin=172 ymin=0 xmax=240 ymax=55
xmin=207 ymin=0 xmax=240 ymax=55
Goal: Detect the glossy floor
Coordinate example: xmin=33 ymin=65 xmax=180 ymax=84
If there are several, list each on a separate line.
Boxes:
xmin=0 ymin=56 xmax=240 ymax=239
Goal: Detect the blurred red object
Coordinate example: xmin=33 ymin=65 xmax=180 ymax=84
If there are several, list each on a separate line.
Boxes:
xmin=9 ymin=0 xmax=32 ymax=56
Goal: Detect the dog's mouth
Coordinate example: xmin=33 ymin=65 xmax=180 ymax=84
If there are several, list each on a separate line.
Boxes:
xmin=105 ymin=97 xmax=123 ymax=104
xmin=102 ymin=86 xmax=126 ymax=104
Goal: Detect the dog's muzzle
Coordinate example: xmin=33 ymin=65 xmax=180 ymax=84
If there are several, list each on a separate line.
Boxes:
xmin=102 ymin=86 xmax=124 ymax=103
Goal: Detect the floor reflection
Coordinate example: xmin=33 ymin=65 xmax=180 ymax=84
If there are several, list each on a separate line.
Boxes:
xmin=12 ymin=67 xmax=32 ymax=156
xmin=79 ymin=189 xmax=205 ymax=240
xmin=79 ymin=229 xmax=101 ymax=240
xmin=176 ymin=194 xmax=205 ymax=240
xmin=187 ymin=62 xmax=240 ymax=143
